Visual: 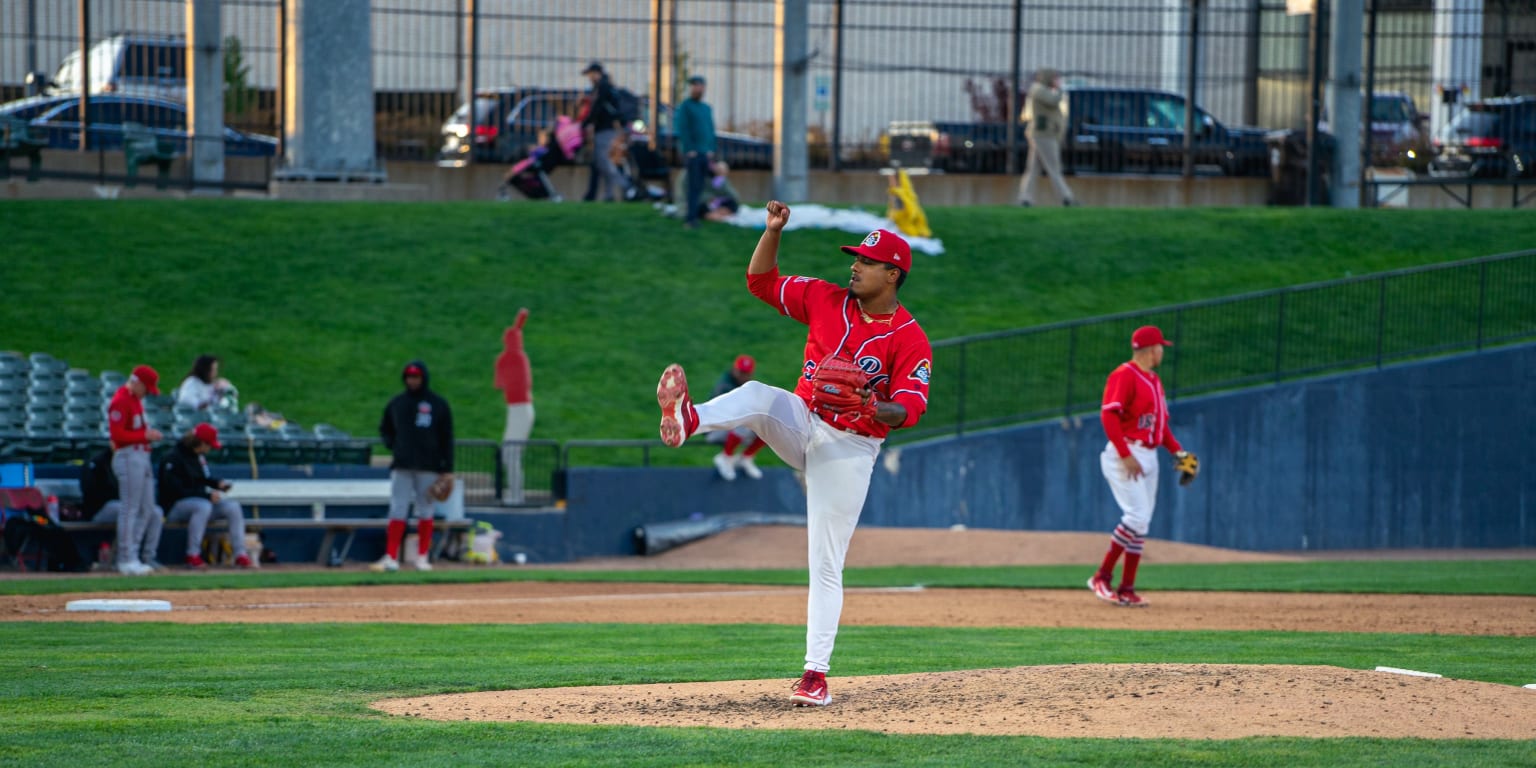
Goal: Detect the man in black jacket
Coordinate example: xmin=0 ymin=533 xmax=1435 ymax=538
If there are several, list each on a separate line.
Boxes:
xmin=374 ymin=360 xmax=454 ymax=572
xmin=81 ymin=447 xmax=165 ymax=570
xmin=158 ymin=424 xmax=250 ymax=568
xmin=581 ymin=61 xmax=629 ymax=202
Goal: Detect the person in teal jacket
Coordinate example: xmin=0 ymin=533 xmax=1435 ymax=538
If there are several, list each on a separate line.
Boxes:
xmin=674 ymin=74 xmax=717 ymax=229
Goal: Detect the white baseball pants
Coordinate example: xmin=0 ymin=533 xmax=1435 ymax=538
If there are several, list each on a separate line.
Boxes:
xmin=110 ymin=448 xmax=157 ymax=567
xmin=1099 ymin=441 xmax=1159 ymax=536
xmin=501 ymin=403 xmax=535 ymax=503
xmin=694 ymin=381 xmax=882 ymax=673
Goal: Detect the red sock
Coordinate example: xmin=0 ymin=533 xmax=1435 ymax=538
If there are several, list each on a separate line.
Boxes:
xmin=723 ymin=432 xmax=743 ymax=455
xmin=743 ymin=437 xmax=767 ymax=456
xmin=417 ymin=518 xmax=434 ymax=556
xmin=385 ymin=519 xmax=407 ymax=559
xmin=1120 ymin=552 xmax=1142 ymax=592
xmin=1097 ymin=541 xmax=1125 ymax=580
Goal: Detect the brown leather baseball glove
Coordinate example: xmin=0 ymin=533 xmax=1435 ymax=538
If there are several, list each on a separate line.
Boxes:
xmin=811 ymin=356 xmax=876 ymax=420
xmin=429 ymin=474 xmax=455 ymax=501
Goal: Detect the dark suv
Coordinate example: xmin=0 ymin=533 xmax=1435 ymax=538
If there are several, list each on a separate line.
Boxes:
xmin=438 ymin=88 xmax=586 ymax=165
xmin=1429 ymin=96 xmax=1536 ymax=178
xmin=924 ymin=87 xmax=1268 ymax=176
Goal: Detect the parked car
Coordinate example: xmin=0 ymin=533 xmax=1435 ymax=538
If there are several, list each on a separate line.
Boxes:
xmin=1365 ymin=91 xmax=1431 ymax=168
xmin=1428 ymin=96 xmax=1536 ymax=178
xmin=438 ymin=87 xmax=772 ymax=170
xmin=0 ymin=94 xmax=75 ymax=121
xmin=23 ymin=94 xmax=277 ymax=156
xmin=907 ymin=87 xmax=1269 ymax=176
xmin=48 ymin=34 xmax=187 ymax=101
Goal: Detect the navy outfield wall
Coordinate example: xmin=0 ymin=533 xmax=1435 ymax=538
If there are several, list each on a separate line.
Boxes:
xmin=860 ymin=342 xmax=1536 ymax=551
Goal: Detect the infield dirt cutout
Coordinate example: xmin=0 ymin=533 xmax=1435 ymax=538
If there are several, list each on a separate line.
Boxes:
xmin=8 ymin=528 xmax=1535 ymax=739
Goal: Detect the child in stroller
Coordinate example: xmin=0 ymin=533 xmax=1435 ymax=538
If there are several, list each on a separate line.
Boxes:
xmin=498 ymin=114 xmax=585 ymax=201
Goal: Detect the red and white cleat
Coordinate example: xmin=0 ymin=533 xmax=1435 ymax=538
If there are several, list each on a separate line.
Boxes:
xmin=1087 ymin=574 xmax=1119 ymax=604
xmin=1116 ymin=588 xmax=1149 ymax=608
xmin=790 ymin=670 xmax=832 ymax=707
xmin=656 ymin=364 xmax=698 ymax=448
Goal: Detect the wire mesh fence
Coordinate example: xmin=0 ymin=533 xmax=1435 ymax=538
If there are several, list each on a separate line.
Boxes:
xmin=4 ymin=1 xmax=1532 ymax=185
xmin=905 ymin=248 xmax=1536 ymax=442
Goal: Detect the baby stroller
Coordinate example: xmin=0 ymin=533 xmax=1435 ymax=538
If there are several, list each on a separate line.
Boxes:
xmin=500 ymin=115 xmax=584 ymax=201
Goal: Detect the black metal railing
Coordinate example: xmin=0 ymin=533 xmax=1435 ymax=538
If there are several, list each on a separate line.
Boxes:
xmin=904 ymin=248 xmax=1536 ymax=442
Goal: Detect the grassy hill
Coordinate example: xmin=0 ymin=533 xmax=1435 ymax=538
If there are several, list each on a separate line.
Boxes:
xmin=2 ymin=200 xmax=1531 ymax=441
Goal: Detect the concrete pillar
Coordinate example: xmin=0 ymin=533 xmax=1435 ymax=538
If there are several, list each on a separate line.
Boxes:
xmin=278 ymin=0 xmax=382 ymax=181
xmin=1327 ymin=0 xmax=1362 ymax=207
xmin=1430 ymin=0 xmax=1484 ymax=138
xmin=187 ymin=0 xmax=224 ymax=188
xmin=772 ymin=0 xmax=809 ymax=202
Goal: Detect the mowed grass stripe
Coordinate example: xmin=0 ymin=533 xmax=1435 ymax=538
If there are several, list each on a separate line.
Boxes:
xmin=1 ymin=622 xmax=1532 ymax=767
xmin=1 ymin=559 xmax=1531 ymax=596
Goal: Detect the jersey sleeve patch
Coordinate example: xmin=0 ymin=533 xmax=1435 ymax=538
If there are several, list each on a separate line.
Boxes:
xmin=910 ymin=358 xmax=931 ymax=385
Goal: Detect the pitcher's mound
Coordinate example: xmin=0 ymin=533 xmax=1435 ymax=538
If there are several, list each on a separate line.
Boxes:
xmin=375 ymin=664 xmax=1536 ymax=739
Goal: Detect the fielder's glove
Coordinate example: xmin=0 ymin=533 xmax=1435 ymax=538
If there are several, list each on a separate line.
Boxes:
xmin=810 ymin=355 xmax=877 ymax=421
xmin=1173 ymin=450 xmax=1199 ymax=486
xmin=429 ymin=474 xmax=456 ymax=501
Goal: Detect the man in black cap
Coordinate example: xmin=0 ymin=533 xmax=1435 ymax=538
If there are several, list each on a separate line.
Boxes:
xmin=674 ymin=73 xmax=717 ymax=230
xmin=581 ymin=61 xmax=629 ymax=202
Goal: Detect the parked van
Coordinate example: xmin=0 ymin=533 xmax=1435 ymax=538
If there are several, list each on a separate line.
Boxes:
xmin=49 ymin=34 xmax=186 ymax=102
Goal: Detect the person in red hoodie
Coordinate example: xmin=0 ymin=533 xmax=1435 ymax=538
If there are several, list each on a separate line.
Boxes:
xmin=494 ymin=308 xmax=534 ymax=503
xmin=107 ymin=364 xmax=164 ymax=576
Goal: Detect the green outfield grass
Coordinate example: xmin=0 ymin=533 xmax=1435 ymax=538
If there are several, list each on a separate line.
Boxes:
xmin=2 ymin=201 xmax=1533 ymax=442
xmin=1 ymin=621 xmax=1532 ymax=767
xmin=2 ymin=559 xmax=1532 ymax=596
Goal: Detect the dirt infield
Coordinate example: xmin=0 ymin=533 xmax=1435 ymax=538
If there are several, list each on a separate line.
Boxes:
xmin=6 ymin=528 xmax=1534 ymax=739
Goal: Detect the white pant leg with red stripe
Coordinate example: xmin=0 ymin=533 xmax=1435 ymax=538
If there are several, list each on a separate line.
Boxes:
xmin=695 ymin=381 xmax=882 ymax=673
xmin=1099 ymin=441 xmax=1159 ymax=536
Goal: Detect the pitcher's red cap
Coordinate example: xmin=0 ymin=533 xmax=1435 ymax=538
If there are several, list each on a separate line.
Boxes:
xmin=1131 ymin=326 xmax=1173 ymax=349
xmin=734 ymin=355 xmax=755 ymax=375
xmin=840 ymin=229 xmax=912 ymax=274
xmin=130 ymin=365 xmax=160 ymax=395
xmin=193 ymin=423 xmax=222 ymax=450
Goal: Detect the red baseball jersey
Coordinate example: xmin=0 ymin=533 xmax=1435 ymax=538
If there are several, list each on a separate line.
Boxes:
xmin=107 ymin=385 xmax=150 ymax=450
xmin=1100 ymin=362 xmax=1182 ymax=457
xmin=748 ymin=267 xmax=931 ymax=439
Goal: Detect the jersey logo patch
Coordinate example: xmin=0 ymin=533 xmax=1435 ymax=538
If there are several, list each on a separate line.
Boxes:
xmin=1138 ymin=413 xmax=1155 ymax=430
xmin=802 ymin=359 xmax=818 ymax=381
xmin=855 ymin=355 xmax=882 ymax=375
xmin=415 ymin=402 xmax=433 ymax=428
xmin=911 ymin=359 xmax=931 ymax=385
xmin=862 ymin=230 xmax=881 ymax=247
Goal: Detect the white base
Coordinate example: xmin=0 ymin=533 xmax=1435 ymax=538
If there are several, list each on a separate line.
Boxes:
xmin=1374 ymin=666 xmax=1441 ymax=678
xmin=66 ymin=599 xmax=172 ymax=613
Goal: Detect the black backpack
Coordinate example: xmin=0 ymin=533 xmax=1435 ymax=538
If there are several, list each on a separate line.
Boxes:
xmin=608 ymin=87 xmax=641 ymax=127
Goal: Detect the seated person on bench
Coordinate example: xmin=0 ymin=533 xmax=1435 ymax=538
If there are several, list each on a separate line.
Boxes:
xmin=158 ymin=424 xmax=251 ymax=569
xmin=81 ymin=447 xmax=166 ymax=571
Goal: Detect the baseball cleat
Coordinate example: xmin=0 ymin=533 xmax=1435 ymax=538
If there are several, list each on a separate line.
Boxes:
xmin=233 ymin=554 xmax=254 ymax=568
xmin=1088 ymin=574 xmax=1119 ymax=604
xmin=737 ymin=455 xmax=763 ymax=480
xmin=411 ymin=555 xmax=433 ymax=572
xmin=185 ymin=554 xmax=209 ymax=569
xmin=369 ymin=554 xmax=400 ymax=573
xmin=1116 ymin=588 xmax=1149 ymax=607
xmin=656 ymin=364 xmax=698 ymax=448
xmin=790 ymin=670 xmax=832 ymax=707
xmin=713 ymin=452 xmax=738 ymax=481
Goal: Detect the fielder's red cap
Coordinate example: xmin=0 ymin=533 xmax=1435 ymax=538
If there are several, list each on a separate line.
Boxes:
xmin=734 ymin=354 xmax=755 ymax=375
xmin=1131 ymin=326 xmax=1173 ymax=349
xmin=403 ymin=363 xmax=425 ymax=377
xmin=841 ymin=229 xmax=912 ymax=274
xmin=193 ymin=423 xmax=222 ymax=450
xmin=130 ymin=364 xmax=160 ymax=395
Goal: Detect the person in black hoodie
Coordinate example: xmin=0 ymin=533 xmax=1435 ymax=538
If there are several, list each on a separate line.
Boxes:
xmin=373 ymin=360 xmax=454 ymax=572
xmin=159 ymin=423 xmax=250 ymax=568
xmin=81 ymin=447 xmax=166 ymax=570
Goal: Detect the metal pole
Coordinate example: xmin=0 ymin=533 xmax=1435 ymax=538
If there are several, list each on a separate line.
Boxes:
xmin=1305 ymin=0 xmax=1328 ymax=206
xmin=25 ymin=0 xmax=37 ymax=88
xmin=1243 ymin=0 xmax=1261 ymax=126
xmin=466 ymin=0 xmax=479 ymax=165
xmin=650 ymin=0 xmax=664 ymax=151
xmin=77 ymin=0 xmax=89 ymax=153
xmin=831 ymin=0 xmax=844 ymax=171
xmin=277 ymin=0 xmax=286 ymax=160
xmin=1007 ymin=0 xmax=1022 ymax=176
xmin=1361 ymin=0 xmax=1378 ymax=207
xmin=1183 ymin=0 xmax=1202 ymax=179
xmin=727 ymin=0 xmax=736 ymax=129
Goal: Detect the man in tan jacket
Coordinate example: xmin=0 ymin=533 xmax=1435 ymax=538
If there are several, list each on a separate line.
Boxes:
xmin=1018 ymin=68 xmax=1077 ymax=207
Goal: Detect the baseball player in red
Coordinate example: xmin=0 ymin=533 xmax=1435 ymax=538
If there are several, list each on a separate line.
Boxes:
xmin=708 ymin=354 xmax=768 ymax=481
xmin=1088 ymin=326 xmax=1199 ymax=607
xmin=495 ymin=308 xmax=534 ymax=503
xmin=655 ymin=200 xmax=932 ymax=707
xmin=107 ymin=364 xmax=165 ymax=576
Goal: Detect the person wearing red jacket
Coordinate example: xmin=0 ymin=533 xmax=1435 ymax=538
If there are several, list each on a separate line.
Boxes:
xmin=1088 ymin=326 xmax=1197 ymax=608
xmin=654 ymin=201 xmax=932 ymax=708
xmin=494 ymin=308 xmax=534 ymax=503
xmin=107 ymin=364 xmax=164 ymax=576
